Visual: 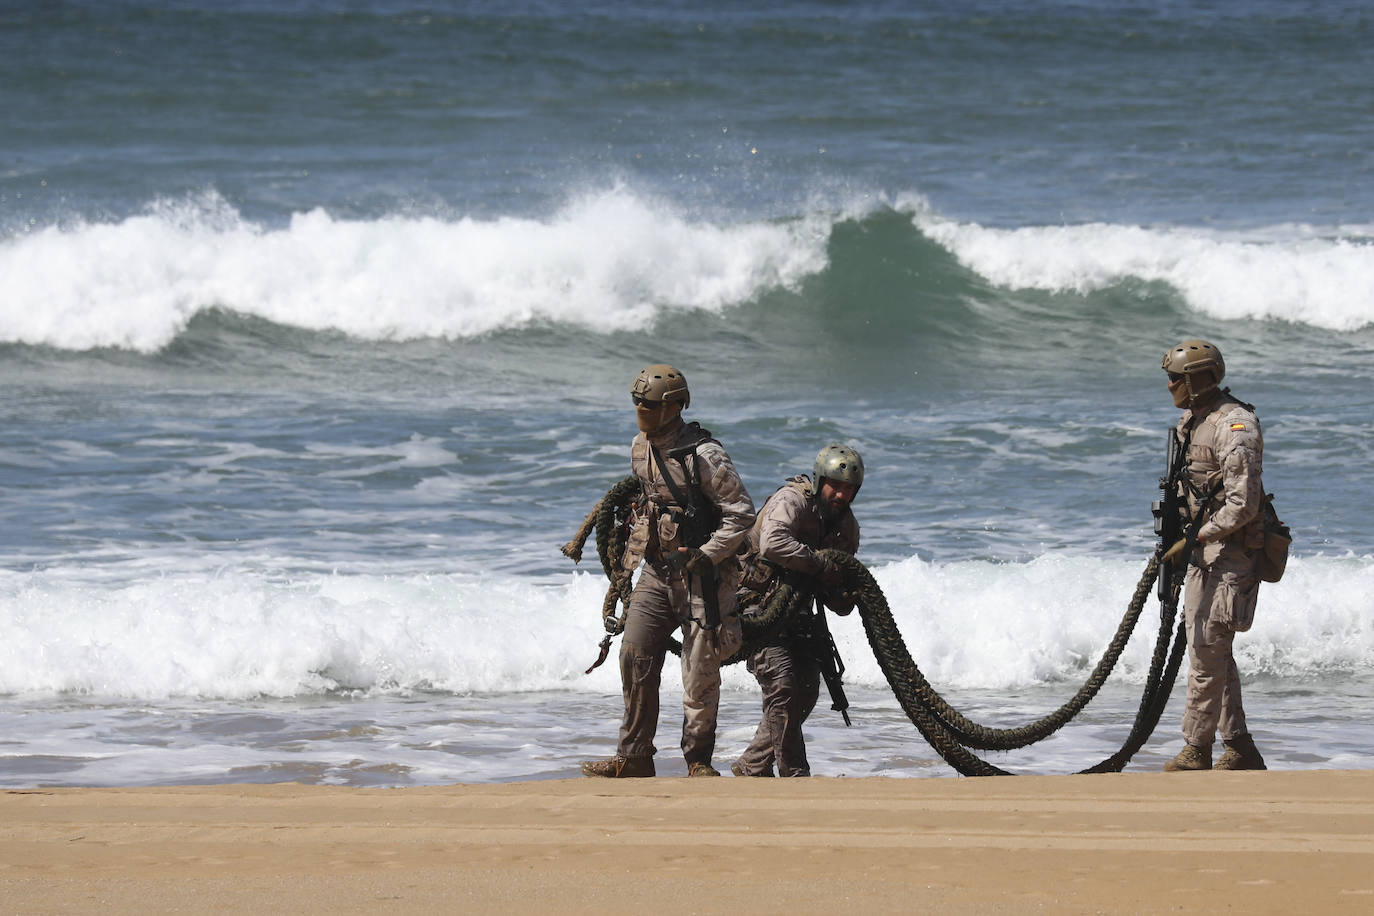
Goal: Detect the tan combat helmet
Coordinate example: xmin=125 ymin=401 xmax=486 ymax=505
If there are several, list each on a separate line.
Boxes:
xmin=814 ymin=443 xmax=864 ymax=494
xmin=1162 ymin=338 xmax=1225 ymax=407
xmin=630 ymin=364 xmax=690 ymax=409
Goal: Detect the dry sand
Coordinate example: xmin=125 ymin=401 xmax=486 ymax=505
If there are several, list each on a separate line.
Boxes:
xmin=4 ymin=770 xmax=1373 ymax=914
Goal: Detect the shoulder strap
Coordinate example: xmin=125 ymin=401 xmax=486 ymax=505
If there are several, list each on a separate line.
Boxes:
xmin=650 ymin=442 xmax=699 ymax=516
xmin=664 ymin=422 xmax=713 ymax=461
xmin=1172 ymin=421 xmax=1226 ymax=510
xmin=1218 ymin=386 xmax=1257 ymax=413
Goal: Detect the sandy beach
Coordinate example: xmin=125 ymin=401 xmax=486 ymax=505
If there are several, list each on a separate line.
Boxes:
xmin=4 ymin=770 xmax=1373 ymax=914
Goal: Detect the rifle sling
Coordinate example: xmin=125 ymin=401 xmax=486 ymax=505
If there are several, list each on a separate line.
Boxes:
xmin=649 ymin=443 xmax=698 ymax=523
xmin=812 ymin=595 xmax=851 ymax=726
xmin=649 ymin=442 xmax=721 ymax=631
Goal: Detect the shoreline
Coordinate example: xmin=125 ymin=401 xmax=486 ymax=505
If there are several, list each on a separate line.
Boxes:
xmin=5 ymin=770 xmax=1374 ymax=913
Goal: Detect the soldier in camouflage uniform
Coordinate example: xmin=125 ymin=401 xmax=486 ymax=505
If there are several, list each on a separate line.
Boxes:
xmin=582 ymin=365 xmax=755 ymax=779
xmin=1159 ymin=339 xmax=1268 ymax=772
xmin=731 ymin=444 xmax=863 ymax=778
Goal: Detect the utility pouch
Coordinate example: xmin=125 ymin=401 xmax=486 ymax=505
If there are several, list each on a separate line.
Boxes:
xmin=622 ymin=511 xmax=652 ymax=572
xmin=1256 ymin=494 xmax=1292 ymax=583
xmin=657 ymin=513 xmax=682 ymax=554
xmin=651 ymin=440 xmax=720 ymax=550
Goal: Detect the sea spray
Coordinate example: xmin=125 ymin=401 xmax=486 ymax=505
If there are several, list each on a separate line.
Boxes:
xmin=2 ymin=554 xmax=1367 ymax=700
xmin=903 ymin=193 xmax=1374 ymax=332
xmin=0 ymin=188 xmax=829 ymax=351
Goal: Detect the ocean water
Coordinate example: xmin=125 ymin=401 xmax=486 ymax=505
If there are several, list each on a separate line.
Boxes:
xmin=2 ymin=0 xmax=1372 ymax=786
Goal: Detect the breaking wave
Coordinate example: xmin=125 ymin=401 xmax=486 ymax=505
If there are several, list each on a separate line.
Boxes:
xmin=4 ymin=187 xmax=1373 ymax=354
xmin=1 ymin=553 xmax=1366 ymax=700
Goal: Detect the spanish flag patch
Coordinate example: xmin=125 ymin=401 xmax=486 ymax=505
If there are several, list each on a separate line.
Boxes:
xmin=1230 ymin=422 xmax=1247 ymax=431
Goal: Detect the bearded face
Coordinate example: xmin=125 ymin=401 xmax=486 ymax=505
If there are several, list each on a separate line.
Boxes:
xmin=817 ymin=478 xmax=857 ymax=521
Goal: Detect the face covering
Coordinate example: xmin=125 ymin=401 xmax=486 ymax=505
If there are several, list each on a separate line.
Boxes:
xmin=635 ymin=400 xmax=681 ymax=433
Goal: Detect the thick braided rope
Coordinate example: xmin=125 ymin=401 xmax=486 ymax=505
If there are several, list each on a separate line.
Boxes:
xmin=722 ymin=582 xmax=811 ymax=666
xmin=566 ymin=481 xmax=1179 ymax=775
xmin=822 ymin=549 xmax=1177 ymax=775
xmin=661 ymin=578 xmax=812 ymax=664
xmin=572 ymin=477 xmax=808 ymax=653
xmin=822 ymin=549 xmax=1159 ymax=752
xmin=943 ymin=556 xmax=1159 ymax=749
xmin=1080 ymin=565 xmax=1187 ymax=774
xmin=820 ymin=550 xmax=1007 ymax=775
xmin=561 ymin=476 xmax=638 ymax=634
xmin=592 ymin=476 xmax=639 ymax=586
xmin=1079 ymin=620 xmax=1187 ymax=773
xmin=597 ymin=477 xmax=639 ymax=632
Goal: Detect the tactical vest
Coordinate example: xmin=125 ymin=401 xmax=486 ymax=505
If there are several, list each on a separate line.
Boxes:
xmin=737 ymin=477 xmax=811 ymax=594
xmin=622 ymin=422 xmax=721 ymax=570
xmin=1181 ymin=389 xmax=1264 ymax=549
xmin=737 ymin=475 xmax=857 ymax=596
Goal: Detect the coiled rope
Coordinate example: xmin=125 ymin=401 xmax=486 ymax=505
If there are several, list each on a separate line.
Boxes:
xmin=562 ymin=479 xmax=1185 ymax=775
xmin=561 ymin=476 xmax=638 ymax=634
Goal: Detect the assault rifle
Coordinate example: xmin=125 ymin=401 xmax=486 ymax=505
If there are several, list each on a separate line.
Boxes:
xmin=809 ymin=596 xmax=852 ymax=726
xmin=654 ymin=438 xmax=723 ymax=633
xmin=1151 ymin=426 xmax=1221 ymax=606
xmin=1151 ymin=428 xmax=1189 ymax=605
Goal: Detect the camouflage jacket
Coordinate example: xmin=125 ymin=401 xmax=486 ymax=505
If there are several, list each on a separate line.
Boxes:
xmin=1177 ymin=388 xmax=1265 ymax=568
xmin=739 ymin=475 xmax=860 ymax=614
xmin=622 ymin=419 xmax=755 ymax=580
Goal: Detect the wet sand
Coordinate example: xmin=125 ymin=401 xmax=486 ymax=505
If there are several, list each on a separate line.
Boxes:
xmin=4 ymin=770 xmax=1373 ymax=913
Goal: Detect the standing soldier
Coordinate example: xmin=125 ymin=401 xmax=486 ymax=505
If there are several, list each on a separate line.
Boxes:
xmin=731 ymin=444 xmax=863 ymax=778
xmin=1159 ymin=339 xmax=1268 ymax=771
xmin=582 ymin=365 xmax=755 ymax=778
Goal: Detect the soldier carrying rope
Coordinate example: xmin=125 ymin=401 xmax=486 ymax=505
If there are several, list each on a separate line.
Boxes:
xmin=579 ymin=364 xmax=755 ymax=779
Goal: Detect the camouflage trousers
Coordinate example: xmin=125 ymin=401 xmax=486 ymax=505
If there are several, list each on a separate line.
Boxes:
xmin=616 ymin=565 xmax=742 ymax=766
xmin=735 ymin=643 xmax=820 ymax=777
xmin=1180 ymin=552 xmax=1260 ymax=747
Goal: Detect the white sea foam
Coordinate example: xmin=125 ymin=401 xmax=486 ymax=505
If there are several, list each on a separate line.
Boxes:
xmin=1 ymin=553 xmax=1368 ymax=701
xmin=0 ymin=188 xmax=828 ymax=352
xmin=8 ymin=188 xmax=1371 ymax=351
xmin=843 ymin=553 xmax=1374 ymax=690
xmin=900 ymin=193 xmax=1374 ymax=331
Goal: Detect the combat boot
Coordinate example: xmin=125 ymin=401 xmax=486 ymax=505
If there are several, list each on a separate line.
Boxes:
xmin=1163 ymin=743 xmax=1212 ymax=771
xmin=730 ymin=761 xmax=774 ymax=778
xmin=1215 ymin=733 xmax=1267 ymax=771
xmin=687 ymin=762 xmax=720 ymax=777
xmin=581 ymin=755 xmax=655 ymax=778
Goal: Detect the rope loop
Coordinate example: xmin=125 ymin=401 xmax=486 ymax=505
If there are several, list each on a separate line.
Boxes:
xmin=566 ymin=480 xmax=1184 ymax=775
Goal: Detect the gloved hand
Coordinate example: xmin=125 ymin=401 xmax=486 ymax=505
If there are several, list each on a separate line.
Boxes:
xmin=817 ymin=556 xmax=844 ymax=589
xmin=667 ymin=547 xmax=712 ymax=574
xmin=1161 ymin=538 xmax=1188 ymax=564
xmin=1161 ymin=526 xmax=1200 ymax=564
xmin=826 ymin=589 xmax=858 ymax=616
